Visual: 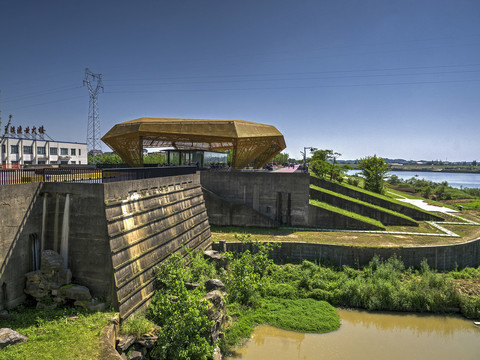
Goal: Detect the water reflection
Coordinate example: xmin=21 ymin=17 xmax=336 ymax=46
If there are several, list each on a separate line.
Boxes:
xmin=228 ymin=309 xmax=480 ymax=360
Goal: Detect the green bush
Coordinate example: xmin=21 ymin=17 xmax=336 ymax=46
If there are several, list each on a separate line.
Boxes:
xmin=147 ymin=255 xmax=215 ymax=360
xmin=121 ymin=315 xmax=156 ymax=337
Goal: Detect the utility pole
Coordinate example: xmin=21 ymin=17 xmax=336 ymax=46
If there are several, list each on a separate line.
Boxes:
xmin=83 ymin=68 xmax=104 ymax=163
xmin=300 ymin=147 xmax=315 ymax=173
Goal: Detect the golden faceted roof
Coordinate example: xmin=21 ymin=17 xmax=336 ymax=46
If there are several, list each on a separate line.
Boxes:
xmin=101 ymin=118 xmax=286 ymax=168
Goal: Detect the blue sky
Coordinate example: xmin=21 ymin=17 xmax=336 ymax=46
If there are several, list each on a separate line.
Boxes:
xmin=1 ymin=0 xmax=479 ymax=161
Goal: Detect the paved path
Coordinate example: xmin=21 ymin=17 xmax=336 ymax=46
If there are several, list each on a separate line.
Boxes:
xmin=274 ymin=165 xmax=300 ymax=173
xmin=397 ymin=198 xmax=459 ymax=213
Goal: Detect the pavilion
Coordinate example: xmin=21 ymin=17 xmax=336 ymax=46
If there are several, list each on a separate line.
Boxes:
xmin=101 ymin=118 xmax=286 ymax=169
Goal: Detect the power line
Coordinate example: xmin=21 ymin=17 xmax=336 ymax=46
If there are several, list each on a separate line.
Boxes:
xmin=103 ymin=63 xmax=480 ymax=83
xmin=104 ymin=78 xmax=480 ymax=94
xmin=2 ymin=85 xmax=83 ymax=103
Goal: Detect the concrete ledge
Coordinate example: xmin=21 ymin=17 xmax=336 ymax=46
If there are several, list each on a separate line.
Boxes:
xmin=213 ymin=238 xmax=480 ymax=270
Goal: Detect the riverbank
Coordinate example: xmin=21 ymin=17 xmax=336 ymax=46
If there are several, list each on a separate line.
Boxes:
xmin=227 ymin=309 xmax=480 ymax=360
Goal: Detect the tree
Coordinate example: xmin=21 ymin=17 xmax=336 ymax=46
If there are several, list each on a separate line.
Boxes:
xmin=310 ymin=149 xmax=333 ymax=178
xmin=359 ymin=155 xmax=390 ymax=194
xmin=273 ymin=152 xmax=289 ymax=164
xmin=310 ymin=149 xmax=346 ymax=182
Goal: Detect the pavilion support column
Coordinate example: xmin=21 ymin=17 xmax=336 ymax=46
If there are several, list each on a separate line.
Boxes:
xmin=231 ymin=140 xmax=238 ymax=169
xmin=138 ymin=136 xmax=144 ymax=167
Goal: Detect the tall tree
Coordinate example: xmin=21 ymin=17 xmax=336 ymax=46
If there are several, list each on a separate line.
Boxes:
xmin=359 ymin=155 xmax=390 ymax=194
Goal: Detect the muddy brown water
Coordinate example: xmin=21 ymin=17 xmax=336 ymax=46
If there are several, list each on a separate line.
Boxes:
xmin=227 ymin=309 xmax=480 ymax=360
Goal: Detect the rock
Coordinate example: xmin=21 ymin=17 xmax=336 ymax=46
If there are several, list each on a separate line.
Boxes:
xmin=36 ymin=302 xmax=57 ymax=310
xmin=204 ymin=250 xmax=222 ymax=261
xmin=25 ymin=270 xmax=43 ymax=282
xmin=41 ymin=250 xmax=64 ymax=272
xmin=213 ymin=346 xmax=223 ymax=360
xmin=56 ymin=268 xmax=72 ymax=285
xmin=202 ymin=290 xmax=226 ymax=345
xmin=117 ymin=334 xmax=136 ymax=352
xmin=86 ymin=301 xmax=106 ymax=312
xmin=185 ymin=282 xmax=199 ymax=290
xmin=60 ymin=284 xmax=92 ymax=301
xmin=128 ymin=349 xmax=145 ymax=360
xmin=0 ymin=328 xmax=28 ymax=348
xmin=203 ymin=290 xmax=225 ymax=309
xmin=204 ymin=249 xmax=227 ymax=268
xmin=205 ymin=279 xmax=225 ymax=292
xmin=136 ymin=333 xmax=158 ymax=349
xmin=0 ymin=310 xmax=12 ymax=322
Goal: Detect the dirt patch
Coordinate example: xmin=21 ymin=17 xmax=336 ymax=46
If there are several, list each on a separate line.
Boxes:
xmin=453 ymin=279 xmax=480 ymax=297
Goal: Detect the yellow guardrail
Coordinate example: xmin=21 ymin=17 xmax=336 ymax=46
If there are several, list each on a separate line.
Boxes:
xmin=21 ymin=172 xmax=102 ymax=183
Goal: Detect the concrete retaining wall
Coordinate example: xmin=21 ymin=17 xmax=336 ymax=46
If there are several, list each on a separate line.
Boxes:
xmin=0 ymin=183 xmax=43 ymax=310
xmin=308 ymin=204 xmax=384 ymax=230
xmin=202 ymin=188 xmax=278 ymax=228
xmin=213 ymin=239 xmax=480 ymax=270
xmin=201 ymin=171 xmax=310 ymax=226
xmin=0 ymin=173 xmax=212 ymax=318
xmin=309 ymin=187 xmax=418 ymax=227
xmin=310 ymin=177 xmax=443 ymax=221
xmin=104 ymin=174 xmax=211 ymax=320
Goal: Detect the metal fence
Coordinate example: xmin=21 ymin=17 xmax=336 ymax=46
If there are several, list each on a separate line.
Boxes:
xmin=0 ymin=166 xmax=197 ymax=185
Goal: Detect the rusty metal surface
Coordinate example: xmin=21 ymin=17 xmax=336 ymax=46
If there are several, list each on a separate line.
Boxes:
xmin=101 ymin=118 xmax=286 ymax=168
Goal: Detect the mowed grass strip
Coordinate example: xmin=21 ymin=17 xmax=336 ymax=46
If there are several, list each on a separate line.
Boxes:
xmin=210 ymin=224 xmax=473 ymax=247
xmin=315 ymin=175 xmax=439 ymax=216
xmin=309 ymin=198 xmax=385 ymax=229
xmin=310 ymin=185 xmax=417 ymax=223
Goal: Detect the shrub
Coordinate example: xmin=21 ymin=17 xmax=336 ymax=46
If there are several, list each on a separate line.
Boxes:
xmin=121 ymin=315 xmax=156 ymax=337
xmin=148 ymin=255 xmax=215 ymax=360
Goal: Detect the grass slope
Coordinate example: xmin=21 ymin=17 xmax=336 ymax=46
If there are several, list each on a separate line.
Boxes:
xmin=310 ymin=185 xmax=416 ymax=223
xmin=309 ymin=198 xmax=385 ymax=229
xmin=315 ymin=175 xmax=439 ymax=217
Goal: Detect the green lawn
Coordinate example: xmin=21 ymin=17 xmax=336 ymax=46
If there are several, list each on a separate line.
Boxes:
xmin=0 ymin=306 xmax=116 ymax=360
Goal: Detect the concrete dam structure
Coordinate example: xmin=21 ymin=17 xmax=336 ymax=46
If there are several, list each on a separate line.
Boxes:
xmin=0 ymin=173 xmax=211 ymax=319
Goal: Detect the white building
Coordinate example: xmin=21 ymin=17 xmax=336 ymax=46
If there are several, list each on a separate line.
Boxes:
xmin=1 ymin=136 xmax=88 ymax=166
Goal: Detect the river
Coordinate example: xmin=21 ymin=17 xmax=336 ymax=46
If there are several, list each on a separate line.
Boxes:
xmin=227 ymin=309 xmax=480 ymax=360
xmin=348 ymin=170 xmax=480 ymax=189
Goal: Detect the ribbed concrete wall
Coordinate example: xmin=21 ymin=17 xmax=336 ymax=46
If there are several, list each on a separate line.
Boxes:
xmin=214 ymin=239 xmax=480 ymax=270
xmin=104 ymin=174 xmax=212 ymax=320
xmin=0 ymin=174 xmax=212 ymax=319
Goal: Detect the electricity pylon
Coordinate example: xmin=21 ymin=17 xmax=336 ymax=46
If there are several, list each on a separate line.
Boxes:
xmin=83 ymin=68 xmax=104 ymax=162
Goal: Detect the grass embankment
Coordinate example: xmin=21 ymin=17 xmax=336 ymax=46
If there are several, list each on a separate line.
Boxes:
xmin=211 ymin=222 xmax=479 ymax=247
xmin=309 ymin=198 xmax=385 ymax=229
xmin=0 ymin=307 xmax=116 ymax=360
xmin=310 ymin=184 xmax=417 ymax=223
xmin=325 ymin=175 xmax=441 ymax=217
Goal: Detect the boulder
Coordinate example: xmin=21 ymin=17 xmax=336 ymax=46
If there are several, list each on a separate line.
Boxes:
xmin=205 ymin=279 xmax=225 ymax=292
xmin=202 ymin=290 xmax=226 ymax=345
xmin=0 ymin=311 xmax=12 ymax=322
xmin=0 ymin=328 xmax=28 ymax=349
xmin=117 ymin=334 xmax=136 ymax=352
xmin=204 ymin=250 xmax=222 ymax=261
xmin=136 ymin=333 xmax=158 ymax=349
xmin=60 ymin=284 xmax=92 ymax=301
xmin=41 ymin=250 xmax=64 ymax=272
xmin=185 ymin=282 xmax=199 ymax=290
